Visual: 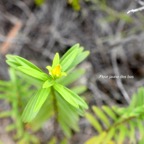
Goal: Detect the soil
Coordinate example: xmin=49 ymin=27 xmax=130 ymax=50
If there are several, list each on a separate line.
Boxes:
xmin=0 ymin=0 xmax=144 ymax=143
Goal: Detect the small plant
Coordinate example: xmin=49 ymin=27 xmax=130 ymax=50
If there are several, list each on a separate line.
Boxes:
xmin=85 ymin=87 xmax=144 ymax=144
xmin=6 ymin=44 xmax=89 ymax=142
xmin=0 ymin=68 xmax=39 ymax=144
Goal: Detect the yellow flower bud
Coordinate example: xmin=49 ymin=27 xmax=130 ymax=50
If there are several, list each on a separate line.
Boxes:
xmin=46 ymin=64 xmax=66 ymax=79
xmin=51 ymin=64 xmax=61 ymax=77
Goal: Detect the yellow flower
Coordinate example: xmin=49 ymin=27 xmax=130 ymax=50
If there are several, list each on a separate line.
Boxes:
xmin=46 ymin=64 xmax=66 ymax=79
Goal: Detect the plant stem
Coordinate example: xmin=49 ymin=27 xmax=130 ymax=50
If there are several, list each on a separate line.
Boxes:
xmin=106 ymin=116 xmax=136 ymax=132
xmin=52 ymin=87 xmax=59 ymax=139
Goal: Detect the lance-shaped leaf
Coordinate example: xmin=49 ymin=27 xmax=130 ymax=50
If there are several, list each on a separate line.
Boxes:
xmin=6 ymin=55 xmax=48 ymax=81
xmin=60 ymin=44 xmax=80 ymax=72
xmin=57 ymin=94 xmax=79 ymax=132
xmin=85 ymin=132 xmax=107 ymax=144
xmin=63 ymin=86 xmax=88 ymax=109
xmin=54 ymin=83 xmax=88 ymax=109
xmin=53 ymin=83 xmax=79 ymax=108
xmin=104 ymin=128 xmax=115 ymax=144
xmin=6 ymin=55 xmax=42 ymax=72
xmin=58 ymin=69 xmax=85 ymax=86
xmin=102 ymin=106 xmax=117 ymax=121
xmin=129 ymin=121 xmax=136 ymax=143
xmin=17 ymin=66 xmax=48 ymax=81
xmin=71 ymin=85 xmax=87 ymax=95
xmin=85 ymin=112 xmax=102 ymax=133
xmin=116 ymin=125 xmax=127 ymax=144
xmin=68 ymin=50 xmax=90 ymax=70
xmin=60 ymin=44 xmax=89 ymax=72
xmin=52 ymin=53 xmax=60 ymax=67
xmin=22 ymin=88 xmax=50 ymax=122
xmin=60 ymin=44 xmax=80 ymax=63
xmin=92 ymin=106 xmax=110 ymax=128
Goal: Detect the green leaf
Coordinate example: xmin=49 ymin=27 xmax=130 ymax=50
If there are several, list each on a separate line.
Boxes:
xmin=57 ymin=93 xmax=79 ymax=131
xmin=60 ymin=44 xmax=80 ymax=71
xmin=60 ymin=138 xmax=69 ymax=144
xmin=85 ymin=132 xmax=107 ymax=144
xmin=16 ymin=71 xmax=43 ymax=87
xmin=102 ymin=106 xmax=117 ymax=121
xmin=85 ymin=112 xmax=102 ymax=133
xmin=129 ymin=121 xmax=136 ymax=143
xmin=6 ymin=124 xmax=16 ymax=132
xmin=85 ymin=136 xmax=97 ymax=144
xmin=22 ymin=88 xmax=50 ymax=122
xmin=137 ymin=119 xmax=144 ymax=139
xmin=6 ymin=55 xmax=42 ymax=72
xmin=92 ymin=106 xmax=110 ymax=128
xmin=69 ymin=50 xmax=90 ymax=69
xmin=130 ymin=87 xmax=144 ymax=108
xmin=59 ymin=119 xmax=72 ymax=138
xmin=116 ymin=125 xmax=127 ymax=144
xmin=58 ymin=69 xmax=85 ymax=86
xmin=52 ymin=53 xmax=60 ymax=67
xmin=0 ymin=80 xmax=11 ymax=86
xmin=137 ymin=88 xmax=144 ymax=106
xmin=104 ymin=128 xmax=115 ymax=144
xmin=63 ymin=85 xmax=88 ymax=109
xmin=139 ymin=137 xmax=144 ymax=144
xmin=54 ymin=83 xmax=88 ymax=109
xmin=42 ymin=79 xmax=54 ymax=88
xmin=53 ymin=83 xmax=79 ymax=108
xmin=71 ymin=85 xmax=87 ymax=94
xmin=60 ymin=44 xmax=80 ymax=62
xmin=48 ymin=137 xmax=57 ymax=144
xmin=31 ymin=94 xmax=53 ymax=130
xmin=35 ymin=0 xmax=45 ymax=6
xmin=0 ymin=111 xmax=11 ymax=118
xmin=17 ymin=66 xmax=48 ymax=81
xmin=30 ymin=135 xmax=40 ymax=144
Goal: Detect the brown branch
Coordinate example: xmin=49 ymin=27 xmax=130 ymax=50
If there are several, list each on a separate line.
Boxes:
xmin=0 ymin=21 xmax=22 ymax=55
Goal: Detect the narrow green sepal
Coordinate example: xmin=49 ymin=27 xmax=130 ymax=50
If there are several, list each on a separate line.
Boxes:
xmin=52 ymin=53 xmax=60 ymax=67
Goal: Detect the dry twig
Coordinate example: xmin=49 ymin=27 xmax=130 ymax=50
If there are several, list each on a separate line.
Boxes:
xmin=111 ymin=49 xmax=130 ymax=104
xmin=127 ymin=6 xmax=144 ymax=14
xmin=0 ymin=21 xmax=22 ymax=55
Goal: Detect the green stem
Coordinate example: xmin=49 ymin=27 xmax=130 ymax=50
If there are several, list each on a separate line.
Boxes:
xmin=106 ymin=116 xmax=136 ymax=132
xmin=52 ymin=87 xmax=59 ymax=139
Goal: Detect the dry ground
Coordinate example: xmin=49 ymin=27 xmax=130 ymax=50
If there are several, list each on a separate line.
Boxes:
xmin=0 ymin=0 xmax=144 ymax=143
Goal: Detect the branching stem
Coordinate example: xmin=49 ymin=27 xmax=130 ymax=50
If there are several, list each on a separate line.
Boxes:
xmin=106 ymin=115 xmax=136 ymax=132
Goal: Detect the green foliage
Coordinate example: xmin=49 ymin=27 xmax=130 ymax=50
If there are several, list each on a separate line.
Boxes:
xmin=6 ymin=43 xmax=89 ymax=140
xmin=67 ymin=0 xmax=81 ymax=11
xmin=85 ymin=0 xmax=132 ymax=23
xmin=0 ymin=68 xmax=39 ymax=144
xmin=34 ymin=0 xmax=45 ymax=6
xmin=85 ymin=87 xmax=144 ymax=144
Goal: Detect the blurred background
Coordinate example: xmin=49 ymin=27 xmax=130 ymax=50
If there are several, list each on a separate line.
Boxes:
xmin=0 ymin=0 xmax=144 ymax=143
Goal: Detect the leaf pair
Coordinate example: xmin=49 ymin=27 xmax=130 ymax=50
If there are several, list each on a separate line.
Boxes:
xmin=60 ymin=44 xmax=89 ymax=72
xmin=6 ymin=55 xmax=48 ymax=81
xmin=22 ymin=82 xmax=88 ymax=122
xmin=54 ymin=83 xmax=88 ymax=109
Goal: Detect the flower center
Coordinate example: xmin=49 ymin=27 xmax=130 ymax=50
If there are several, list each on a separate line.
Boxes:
xmin=46 ymin=64 xmax=66 ymax=79
xmin=51 ymin=64 xmax=61 ymax=77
